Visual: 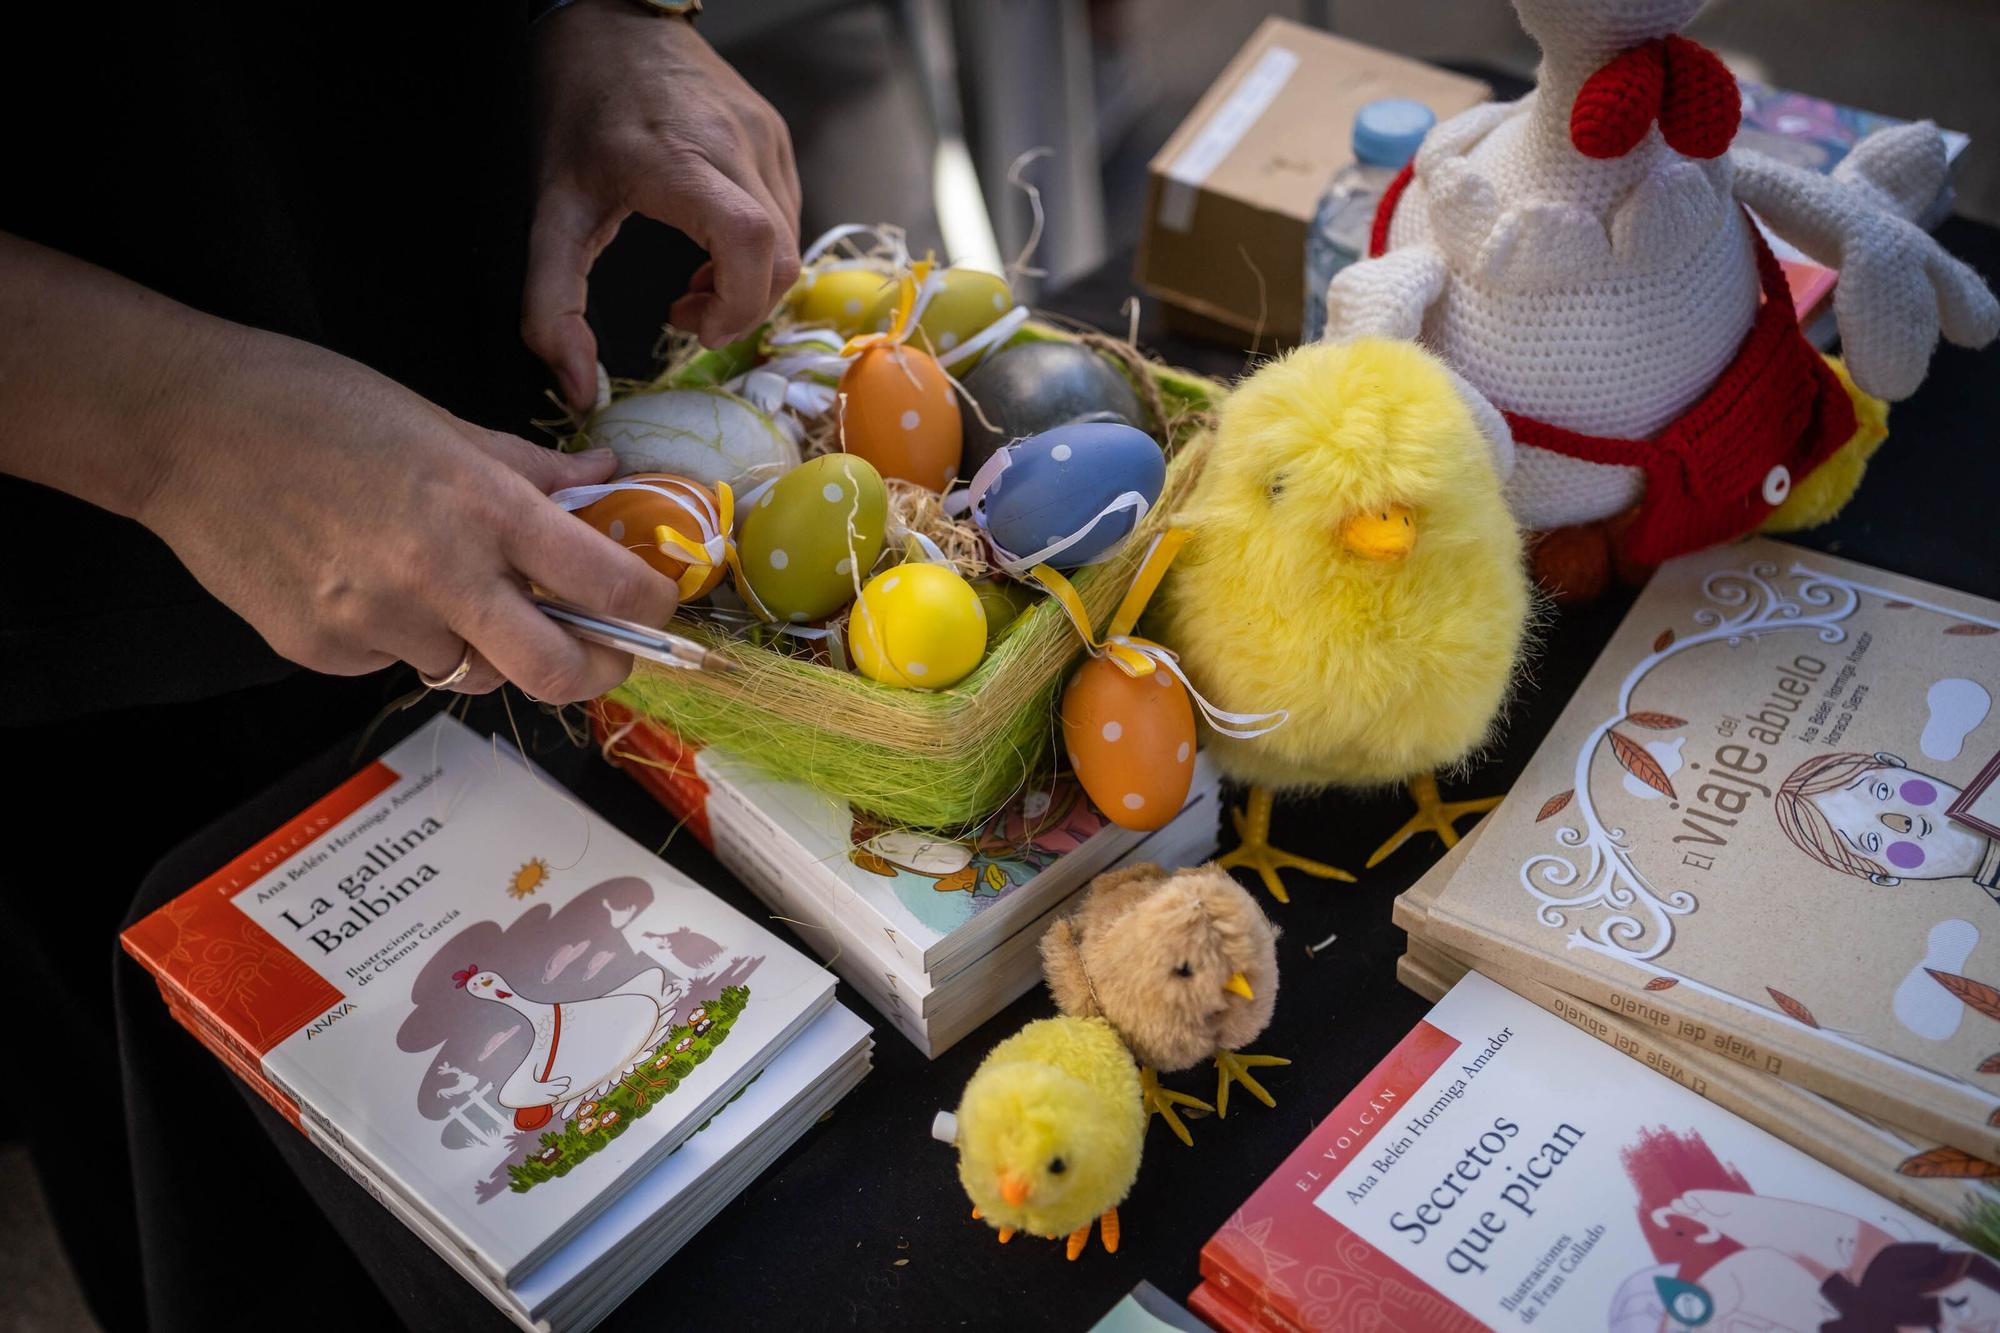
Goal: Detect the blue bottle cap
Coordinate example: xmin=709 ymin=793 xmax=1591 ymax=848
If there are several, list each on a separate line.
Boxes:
xmin=1352 ymin=97 xmax=1437 ymax=169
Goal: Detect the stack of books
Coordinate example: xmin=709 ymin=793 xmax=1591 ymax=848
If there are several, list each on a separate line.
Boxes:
xmin=124 ymin=715 xmax=871 ymax=1333
xmin=596 ymin=702 xmax=1223 ymax=1056
xmin=1394 ymin=537 xmax=2000 ymax=1252
xmin=1737 ymin=81 xmax=1973 ymax=345
xmin=1195 ymin=969 xmax=1992 ymax=1331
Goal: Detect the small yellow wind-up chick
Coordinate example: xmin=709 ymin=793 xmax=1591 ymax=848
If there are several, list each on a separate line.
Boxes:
xmin=1153 ymin=337 xmax=1533 ymax=898
xmin=1041 ymin=864 xmax=1285 ymax=1145
xmin=932 ymin=1015 xmax=1143 ymax=1260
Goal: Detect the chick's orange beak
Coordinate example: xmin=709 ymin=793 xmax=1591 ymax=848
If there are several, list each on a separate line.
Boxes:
xmin=1224 ymin=971 xmax=1255 ymax=1001
xmin=998 ymin=1172 xmax=1031 ymax=1207
xmin=1339 ymin=503 xmax=1417 ymax=561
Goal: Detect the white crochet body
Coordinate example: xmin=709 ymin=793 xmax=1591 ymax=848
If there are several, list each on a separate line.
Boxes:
xmin=1324 ymin=0 xmax=1997 ymax=536
xmin=1383 ymin=91 xmax=1761 ymax=529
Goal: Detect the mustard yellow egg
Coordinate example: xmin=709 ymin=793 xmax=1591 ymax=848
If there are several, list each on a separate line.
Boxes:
xmin=838 ymin=344 xmax=963 ymax=492
xmin=864 ymin=267 xmax=1014 ymax=368
xmin=1060 ymin=655 xmax=1196 ymax=832
xmin=849 ymin=563 xmax=987 ymax=690
xmin=787 ymin=265 xmax=895 ymax=336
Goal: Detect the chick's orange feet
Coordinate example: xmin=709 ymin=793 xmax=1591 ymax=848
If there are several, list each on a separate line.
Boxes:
xmin=1066 ymin=1207 xmax=1121 ymax=1261
xmin=1365 ymin=773 xmax=1499 ymax=870
xmin=1141 ymin=1065 xmax=1213 ymax=1148
xmin=1217 ymin=786 xmax=1353 ymax=905
xmin=1215 ymin=1049 xmax=1291 ymax=1119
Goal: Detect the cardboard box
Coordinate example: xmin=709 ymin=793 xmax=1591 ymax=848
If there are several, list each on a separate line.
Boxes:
xmin=1136 ymin=18 xmax=1489 ymax=346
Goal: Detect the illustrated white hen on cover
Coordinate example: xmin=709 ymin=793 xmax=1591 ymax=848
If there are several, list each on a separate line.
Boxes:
xmin=454 ymin=962 xmax=687 ymax=1131
xmin=1324 ymin=0 xmax=1998 ymax=583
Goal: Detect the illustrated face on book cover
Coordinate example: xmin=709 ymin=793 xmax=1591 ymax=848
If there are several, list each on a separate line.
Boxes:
xmin=844 ymin=777 xmax=1106 ymax=933
xmin=395 ymin=872 xmax=764 ymax=1202
xmin=1609 ymin=1127 xmax=1999 ymax=1333
xmin=1449 ymin=542 xmax=2000 ymax=1121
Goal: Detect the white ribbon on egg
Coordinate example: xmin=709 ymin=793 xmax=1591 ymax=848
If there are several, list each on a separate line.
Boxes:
xmin=951 ymin=443 xmax=1153 ymax=579
xmin=549 ymin=475 xmax=741 ymax=603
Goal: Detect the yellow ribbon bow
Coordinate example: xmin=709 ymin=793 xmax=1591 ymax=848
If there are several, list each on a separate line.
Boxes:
xmin=1031 ymin=530 xmax=1287 ymax=740
xmin=649 ymin=479 xmax=742 ymax=603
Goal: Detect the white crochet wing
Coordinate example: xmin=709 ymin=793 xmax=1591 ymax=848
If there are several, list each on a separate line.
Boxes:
xmin=1321 ymin=246 xmax=1447 ymax=341
xmin=1734 ymin=125 xmax=2000 ymax=401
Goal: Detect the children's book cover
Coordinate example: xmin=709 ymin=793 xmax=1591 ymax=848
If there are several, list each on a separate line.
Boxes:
xmin=1736 ymin=81 xmax=1970 ymax=177
xmin=1204 ymin=971 xmax=1985 ymax=1332
xmin=591 ymin=700 xmax=1176 ymax=976
xmin=1428 ymin=539 xmax=2000 ymax=1157
xmin=123 ymin=715 xmax=835 ymax=1283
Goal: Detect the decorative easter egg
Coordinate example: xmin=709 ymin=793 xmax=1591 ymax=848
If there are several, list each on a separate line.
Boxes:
xmin=736 ymin=454 xmax=888 ymax=623
xmin=838 ymin=344 xmax=962 ymax=492
xmin=1061 ymin=655 xmax=1196 ymax=832
xmin=960 ymin=341 xmax=1146 ymax=477
xmin=865 ymin=267 xmax=1014 ymax=367
xmin=980 ymin=420 xmax=1165 ymax=568
xmin=589 ymin=386 xmax=799 ymax=490
xmin=573 ymin=473 xmax=727 ymax=599
xmin=787 ymin=265 xmax=893 ymax=336
xmin=850 ymin=563 xmax=987 ymax=690
xmin=970 ymin=578 xmax=1036 ymax=646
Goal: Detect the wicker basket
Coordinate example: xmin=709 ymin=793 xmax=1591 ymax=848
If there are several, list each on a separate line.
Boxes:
xmin=597 ymin=322 xmax=1221 ymax=832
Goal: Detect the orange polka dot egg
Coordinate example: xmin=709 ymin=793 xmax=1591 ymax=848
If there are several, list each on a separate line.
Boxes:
xmin=1060 ymin=654 xmax=1197 ymax=832
xmin=838 ymin=343 xmax=962 ymax=493
xmin=572 ymin=473 xmax=728 ymax=600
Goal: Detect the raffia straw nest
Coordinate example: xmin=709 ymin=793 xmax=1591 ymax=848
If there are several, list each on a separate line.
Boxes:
xmin=605 ymin=319 xmax=1221 ymax=834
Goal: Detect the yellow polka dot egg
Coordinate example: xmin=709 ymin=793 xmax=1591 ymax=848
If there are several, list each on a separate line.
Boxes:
xmin=786 ymin=264 xmax=893 ymax=337
xmin=849 ymin=563 xmax=987 ymax=690
xmin=736 ymin=454 xmax=888 ymax=624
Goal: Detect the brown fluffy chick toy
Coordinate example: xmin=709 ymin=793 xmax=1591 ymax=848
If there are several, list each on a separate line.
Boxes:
xmin=1151 ymin=336 xmax=1533 ymax=899
xmin=1041 ymin=862 xmax=1284 ymax=1146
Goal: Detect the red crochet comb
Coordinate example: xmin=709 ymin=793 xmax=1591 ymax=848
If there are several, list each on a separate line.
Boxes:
xmin=452 ymin=964 xmax=480 ymax=990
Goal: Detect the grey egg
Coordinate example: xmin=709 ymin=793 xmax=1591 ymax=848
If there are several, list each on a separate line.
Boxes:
xmin=960 ymin=341 xmax=1147 ymax=477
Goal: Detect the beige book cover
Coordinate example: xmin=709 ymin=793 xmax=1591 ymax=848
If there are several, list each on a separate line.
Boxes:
xmin=1424 ymin=538 xmax=2000 ymax=1156
xmin=1403 ymin=819 xmax=2000 ymax=1245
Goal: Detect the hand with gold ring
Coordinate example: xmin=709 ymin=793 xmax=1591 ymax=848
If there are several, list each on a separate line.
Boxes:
xmin=418 ymin=645 xmax=478 ymax=693
xmin=0 ymin=239 xmax=683 ymax=706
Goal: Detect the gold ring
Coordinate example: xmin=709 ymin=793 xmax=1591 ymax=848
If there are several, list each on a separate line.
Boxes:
xmin=419 ymin=646 xmax=474 ymax=690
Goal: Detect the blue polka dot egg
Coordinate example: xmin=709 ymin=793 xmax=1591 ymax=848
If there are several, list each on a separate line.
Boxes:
xmin=977 ymin=420 xmax=1165 ymax=569
xmin=736 ymin=454 xmax=888 ymax=623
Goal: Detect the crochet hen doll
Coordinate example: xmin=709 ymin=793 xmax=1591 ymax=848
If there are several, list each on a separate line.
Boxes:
xmin=1324 ymin=0 xmax=1998 ymax=592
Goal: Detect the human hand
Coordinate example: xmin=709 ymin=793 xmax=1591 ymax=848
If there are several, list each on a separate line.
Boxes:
xmin=525 ymin=1 xmax=802 ymax=410
xmin=139 ymin=327 xmax=679 ymax=701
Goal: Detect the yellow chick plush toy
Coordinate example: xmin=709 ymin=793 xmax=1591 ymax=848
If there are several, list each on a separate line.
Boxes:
xmin=1041 ymin=863 xmax=1286 ymax=1145
xmin=932 ymin=1015 xmax=1143 ymax=1260
xmin=1154 ymin=337 xmax=1532 ymax=899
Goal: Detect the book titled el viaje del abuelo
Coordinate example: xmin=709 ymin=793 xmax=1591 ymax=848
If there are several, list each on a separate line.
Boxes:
xmin=1425 ymin=538 xmax=2000 ymax=1160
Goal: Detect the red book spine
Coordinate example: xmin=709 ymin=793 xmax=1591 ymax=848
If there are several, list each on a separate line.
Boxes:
xmin=590 ymin=700 xmax=715 ymax=850
xmin=1188 ymin=1279 xmax=1265 ymax=1333
xmin=120 ymin=759 xmax=398 ymax=1069
xmin=1195 ymin=1019 xmax=1488 ymax=1332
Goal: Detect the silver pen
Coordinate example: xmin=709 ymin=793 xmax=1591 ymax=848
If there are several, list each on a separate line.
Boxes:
xmin=534 ymin=595 xmax=740 ymax=675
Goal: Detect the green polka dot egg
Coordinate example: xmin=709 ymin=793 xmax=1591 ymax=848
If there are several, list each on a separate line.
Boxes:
xmin=863 ymin=266 xmax=1014 ymax=368
xmin=736 ymin=454 xmax=887 ymax=623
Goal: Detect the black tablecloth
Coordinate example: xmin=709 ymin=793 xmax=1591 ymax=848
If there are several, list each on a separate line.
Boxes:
xmin=113 ymin=224 xmax=2000 ymax=1332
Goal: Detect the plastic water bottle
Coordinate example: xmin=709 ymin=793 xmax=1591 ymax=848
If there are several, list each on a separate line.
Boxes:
xmin=1302 ymin=97 xmax=1438 ymax=342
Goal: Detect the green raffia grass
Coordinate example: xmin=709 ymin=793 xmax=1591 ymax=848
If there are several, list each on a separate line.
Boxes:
xmin=1961 ymin=1190 xmax=2000 ymax=1258
xmin=595 ymin=321 xmax=1223 ymax=833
